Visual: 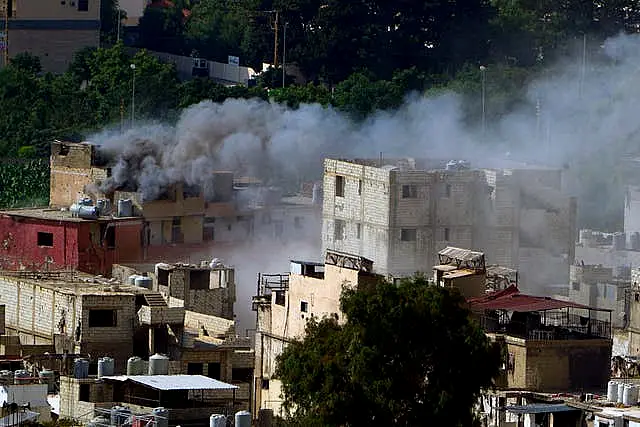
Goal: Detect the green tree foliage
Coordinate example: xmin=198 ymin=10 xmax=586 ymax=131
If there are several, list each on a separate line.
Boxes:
xmin=0 ymin=159 xmax=49 ymax=208
xmin=275 ymin=277 xmax=501 ymax=426
xmin=138 ymin=1 xmax=189 ymax=54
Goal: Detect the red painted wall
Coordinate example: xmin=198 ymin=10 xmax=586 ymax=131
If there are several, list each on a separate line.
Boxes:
xmin=0 ymin=215 xmax=80 ymax=271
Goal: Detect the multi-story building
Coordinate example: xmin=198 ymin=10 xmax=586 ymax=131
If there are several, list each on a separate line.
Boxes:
xmin=3 ymin=0 xmax=101 ymax=73
xmin=322 ymin=158 xmax=576 ymax=291
xmin=252 ymin=250 xmax=379 ymax=417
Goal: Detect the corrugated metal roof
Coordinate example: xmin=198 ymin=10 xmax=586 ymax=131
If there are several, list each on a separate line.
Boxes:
xmin=102 ymin=375 xmax=239 ymax=391
xmin=467 ymin=285 xmax=606 ymax=312
xmin=439 ymin=247 xmax=484 ymax=262
xmin=505 ymin=404 xmax=578 ymax=414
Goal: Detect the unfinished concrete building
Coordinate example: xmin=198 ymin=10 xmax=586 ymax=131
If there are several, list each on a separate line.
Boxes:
xmin=322 ymin=158 xmax=576 ymax=291
xmin=433 ymin=247 xmax=487 ymax=298
xmin=251 ymin=250 xmax=379 ymax=417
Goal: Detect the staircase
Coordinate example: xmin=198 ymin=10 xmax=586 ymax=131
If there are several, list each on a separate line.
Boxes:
xmin=143 ymin=292 xmax=168 ymax=308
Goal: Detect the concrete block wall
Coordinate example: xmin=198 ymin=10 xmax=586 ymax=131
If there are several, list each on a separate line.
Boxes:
xmin=183 ymin=310 xmax=234 ymax=337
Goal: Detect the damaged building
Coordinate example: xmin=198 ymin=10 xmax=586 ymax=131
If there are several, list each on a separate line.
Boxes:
xmin=321 ymin=158 xmax=576 ymax=292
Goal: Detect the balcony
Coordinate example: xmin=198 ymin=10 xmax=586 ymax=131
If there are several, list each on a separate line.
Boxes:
xmin=137 ymin=306 xmax=185 ymax=326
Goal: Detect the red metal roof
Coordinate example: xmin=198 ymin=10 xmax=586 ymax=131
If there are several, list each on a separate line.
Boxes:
xmin=467 ymin=285 xmax=598 ymax=312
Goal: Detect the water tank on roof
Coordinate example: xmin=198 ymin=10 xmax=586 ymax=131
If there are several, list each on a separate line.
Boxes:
xmin=39 ymin=369 xmax=55 ymax=393
xmin=74 ymin=358 xmax=89 ymax=379
xmin=135 ymin=276 xmax=152 ymax=289
xmin=153 ymin=408 xmax=169 ymax=427
xmin=618 ymin=383 xmax=626 ymax=403
xmin=210 ymin=414 xmax=226 ymax=427
xmin=235 ymin=411 xmax=251 ymax=427
xmin=609 ymin=381 xmax=620 ymax=402
xmin=624 ymin=384 xmax=639 ymax=405
xmin=70 ymin=203 xmax=81 ymax=217
xmin=14 ymin=370 xmax=30 ymax=385
xmin=117 ymin=199 xmax=133 ymax=217
xmin=96 ymin=199 xmax=111 ymax=216
xmin=110 ymin=406 xmax=132 ymax=427
xmin=78 ymin=205 xmax=99 ymax=220
xmin=0 ymin=370 xmax=13 ymax=385
xmin=98 ymin=357 xmax=114 ymax=379
xmin=127 ymin=357 xmax=144 ymax=376
xmin=148 ymin=354 xmax=169 ymax=375
xmin=128 ymin=275 xmax=140 ymax=286
xmin=79 ymin=198 xmax=93 ymax=206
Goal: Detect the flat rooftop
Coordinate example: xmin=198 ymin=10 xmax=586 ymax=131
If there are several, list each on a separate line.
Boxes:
xmin=0 ymin=271 xmax=150 ymax=296
xmin=0 ymin=208 xmax=139 ymax=223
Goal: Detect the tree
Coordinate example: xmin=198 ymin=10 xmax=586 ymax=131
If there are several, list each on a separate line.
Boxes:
xmin=9 ymin=53 xmax=42 ymax=75
xmin=275 ymin=277 xmax=501 ymax=426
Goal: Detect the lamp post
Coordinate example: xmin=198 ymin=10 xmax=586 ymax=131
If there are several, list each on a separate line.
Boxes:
xmin=480 ymin=65 xmax=487 ymax=138
xmin=282 ymin=22 xmax=288 ymax=88
xmin=130 ymin=63 xmax=136 ymax=127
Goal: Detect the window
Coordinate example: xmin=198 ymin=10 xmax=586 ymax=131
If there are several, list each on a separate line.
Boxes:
xmin=294 ymin=217 xmax=303 ymax=229
xmin=572 ymin=282 xmax=580 ymax=291
xmin=78 ymin=0 xmax=88 ymax=11
xmin=79 ymin=384 xmax=90 ymax=401
xmin=400 ymin=229 xmax=417 ymax=242
xmin=37 ymin=232 xmax=53 ymax=247
xmin=183 ymin=184 xmax=200 ymax=199
xmin=402 ymin=184 xmax=418 ymax=199
xmin=102 ymin=225 xmax=115 ymax=249
xmin=261 ymin=379 xmax=270 ymax=390
xmin=88 ymin=309 xmax=117 ymax=327
xmin=275 ymin=290 xmax=285 ymax=306
xmin=203 ymin=217 xmax=215 ymax=241
xmin=59 ymin=144 xmax=70 ymax=156
xmin=190 ymin=270 xmax=209 ymax=290
xmin=334 ymin=220 xmax=345 ymax=240
xmin=356 ymin=223 xmax=361 ymax=239
xmin=445 ymin=184 xmax=452 ymax=198
xmin=358 ymin=179 xmax=362 ymax=195
xmin=158 ymin=268 xmax=169 ymax=287
xmin=444 ymin=227 xmax=450 ymax=241
xmin=232 ymin=368 xmax=253 ymax=383
xmin=207 ymin=363 xmax=221 ymax=379
xmin=300 ymin=301 xmax=308 ymax=313
xmin=187 ymin=363 xmax=203 ymax=375
xmin=171 ymin=217 xmax=183 ymax=243
xmin=335 ymin=175 xmax=345 ymax=197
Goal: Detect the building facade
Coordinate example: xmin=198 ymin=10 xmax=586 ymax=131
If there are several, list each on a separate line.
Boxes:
xmin=321 ymin=158 xmax=576 ymax=291
xmin=3 ymin=0 xmax=101 ymax=73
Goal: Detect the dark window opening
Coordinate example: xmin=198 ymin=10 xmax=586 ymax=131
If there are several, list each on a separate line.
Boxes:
xmin=183 ymin=184 xmax=201 ymax=199
xmin=207 ymin=363 xmax=221 ymax=380
xmin=334 ymin=219 xmax=345 ymax=240
xmin=190 ymin=270 xmax=209 ymax=290
xmin=6 ymin=0 xmax=12 ymax=18
xmin=358 ymin=179 xmax=362 ymax=195
xmin=78 ymin=0 xmax=88 ymax=11
xmin=402 ymin=184 xmax=418 ymax=199
xmin=401 ymin=229 xmax=417 ymax=242
xmin=444 ymin=227 xmax=450 ymax=241
xmin=59 ymin=144 xmax=70 ymax=156
xmin=445 ymin=184 xmax=452 ymax=198
xmin=275 ymin=290 xmax=285 ymax=306
xmin=335 ymin=175 xmax=345 ymax=197
xmin=158 ymin=269 xmax=169 ymax=287
xmin=79 ymin=384 xmax=90 ymax=401
xmin=356 ymin=223 xmax=361 ymax=239
xmin=572 ymin=282 xmax=580 ymax=291
xmin=300 ymin=301 xmax=308 ymax=313
xmin=37 ymin=232 xmax=54 ymax=247
xmin=106 ymin=168 xmax=112 ymax=178
xmin=261 ymin=379 xmax=270 ymax=390
xmin=101 ymin=224 xmax=115 ymax=249
xmin=232 ymin=368 xmax=253 ymax=383
xmin=88 ymin=309 xmax=117 ymax=328
xmin=171 ymin=217 xmax=183 ymax=243
xmin=187 ymin=363 xmax=203 ymax=375
xmin=203 ymin=226 xmax=215 ymax=241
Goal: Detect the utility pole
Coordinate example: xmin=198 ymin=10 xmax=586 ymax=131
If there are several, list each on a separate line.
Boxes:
xmin=2 ymin=0 xmax=8 ymax=67
xmin=282 ymin=21 xmax=287 ymax=88
xmin=130 ymin=64 xmax=136 ymax=127
xmin=117 ymin=9 xmax=121 ymax=43
xmin=273 ymin=10 xmax=279 ymax=67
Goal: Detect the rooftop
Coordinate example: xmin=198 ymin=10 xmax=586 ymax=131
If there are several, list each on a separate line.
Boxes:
xmin=0 ymin=207 xmax=139 ymax=223
xmin=102 ymin=375 xmax=238 ymax=391
xmin=439 ymin=247 xmax=485 ymax=263
xmin=468 ymin=285 xmax=602 ymax=312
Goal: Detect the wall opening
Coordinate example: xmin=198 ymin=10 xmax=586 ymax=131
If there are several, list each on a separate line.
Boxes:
xmin=356 ymin=223 xmax=361 ymax=239
xmin=402 ymin=184 xmax=418 ymax=199
xmin=158 ymin=269 xmax=169 ymax=287
xmin=444 ymin=227 xmax=450 ymax=241
xmin=300 ymin=301 xmax=309 ymax=313
xmin=207 ymin=362 xmax=221 ymax=379
xmin=37 ymin=232 xmax=54 ymax=247
xmin=171 ymin=217 xmax=183 ymax=243
xmin=101 ymin=224 xmax=115 ymax=249
xmin=232 ymin=368 xmax=253 ymax=383
xmin=190 ymin=270 xmax=209 ymax=290
xmin=401 ymin=229 xmax=417 ymax=242
xmin=88 ymin=309 xmax=117 ymax=328
xmin=275 ymin=290 xmax=285 ymax=306
xmin=334 ymin=219 xmax=345 ymax=240
xmin=79 ymin=384 xmax=90 ymax=401
xmin=77 ymin=0 xmax=89 ymax=11
xmin=335 ymin=175 xmax=345 ymax=197
xmin=183 ymin=184 xmax=201 ymax=199
xmin=187 ymin=363 xmax=204 ymax=375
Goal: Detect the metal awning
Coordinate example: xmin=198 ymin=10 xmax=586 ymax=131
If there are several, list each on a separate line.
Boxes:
xmin=505 ymin=404 xmax=579 ymax=415
xmin=102 ymin=375 xmax=239 ymax=391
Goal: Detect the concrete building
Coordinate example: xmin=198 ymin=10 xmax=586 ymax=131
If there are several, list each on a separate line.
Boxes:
xmin=0 ymin=208 xmax=142 ymax=276
xmin=433 ymin=246 xmax=487 ymax=298
xmin=252 ymin=250 xmax=379 ymax=417
xmin=321 ymin=158 xmax=576 ymax=292
xmin=2 ymin=0 xmax=101 ymax=73
xmin=469 ymin=286 xmax=612 ymax=393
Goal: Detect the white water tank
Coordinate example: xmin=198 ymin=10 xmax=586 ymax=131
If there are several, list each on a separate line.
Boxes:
xmin=14 ymin=370 xmax=30 ymax=385
xmin=235 ymin=411 xmax=251 ymax=427
xmin=148 ymin=354 xmax=169 ymax=375
xmin=0 ymin=370 xmax=13 ymax=385
xmin=98 ymin=357 xmax=114 ymax=378
xmin=210 ymin=414 xmax=226 ymax=427
xmin=624 ymin=384 xmax=639 ymax=406
xmin=117 ymin=199 xmax=133 ymax=217
xmin=618 ymin=383 xmax=626 ymax=403
xmin=78 ymin=205 xmax=99 ymax=220
xmin=608 ymin=381 xmax=619 ymax=402
xmin=127 ymin=357 xmax=144 ymax=376
xmin=134 ymin=276 xmax=152 ymax=289
xmin=128 ymin=275 xmax=140 ymax=286
xmin=153 ymin=407 xmax=169 ymax=427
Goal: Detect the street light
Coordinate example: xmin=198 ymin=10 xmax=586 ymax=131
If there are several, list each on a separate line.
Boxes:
xmin=480 ymin=65 xmax=487 ymax=138
xmin=130 ymin=63 xmax=136 ymax=127
xmin=282 ymin=22 xmax=288 ymax=88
